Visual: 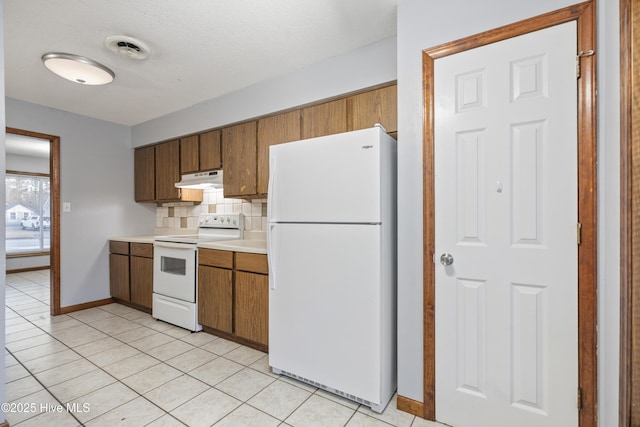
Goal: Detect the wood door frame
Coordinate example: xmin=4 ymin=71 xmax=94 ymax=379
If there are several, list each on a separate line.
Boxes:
xmin=6 ymin=127 xmax=61 ymax=315
xmin=620 ymin=0 xmax=639 ymax=424
xmin=420 ymin=2 xmax=597 ymax=425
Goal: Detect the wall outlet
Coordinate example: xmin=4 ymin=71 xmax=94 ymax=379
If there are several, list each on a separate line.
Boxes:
xmin=63 ymin=202 xmax=71 ymax=213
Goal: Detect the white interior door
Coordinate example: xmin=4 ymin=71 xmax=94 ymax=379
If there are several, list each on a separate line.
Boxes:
xmin=434 ymin=22 xmax=578 ymax=427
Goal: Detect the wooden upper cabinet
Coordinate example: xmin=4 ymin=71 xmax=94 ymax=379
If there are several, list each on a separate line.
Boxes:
xmin=134 ymin=84 xmax=396 ymax=202
xmin=199 ymin=130 xmax=222 ymax=171
xmin=257 ymin=110 xmax=301 ymax=195
xmin=180 ymin=131 xmax=222 ymax=175
xmin=222 ymin=121 xmax=257 ymax=198
xmin=155 ymin=140 xmax=181 ymax=201
xmin=349 ymin=85 xmax=397 ymax=134
xmin=302 ymin=98 xmax=347 ymax=139
xmin=180 ymin=135 xmax=199 ymax=174
xmin=134 ymin=146 xmax=155 ymax=202
xmin=134 ymin=139 xmax=202 ymax=203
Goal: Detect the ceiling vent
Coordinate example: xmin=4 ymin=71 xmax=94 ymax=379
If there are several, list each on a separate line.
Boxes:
xmin=104 ymin=35 xmax=150 ymax=60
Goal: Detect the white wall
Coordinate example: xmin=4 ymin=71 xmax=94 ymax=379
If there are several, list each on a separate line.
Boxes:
xmin=597 ymin=1 xmax=620 ymax=425
xmin=131 ymin=37 xmax=397 ymax=147
xmin=5 ymin=99 xmax=156 ymax=307
xmin=0 ymin=1 xmax=7 ymax=421
xmin=396 ymin=1 xmax=620 ymax=426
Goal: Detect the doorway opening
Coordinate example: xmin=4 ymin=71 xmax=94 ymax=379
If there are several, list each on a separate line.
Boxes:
xmin=6 ymin=128 xmax=61 ymax=315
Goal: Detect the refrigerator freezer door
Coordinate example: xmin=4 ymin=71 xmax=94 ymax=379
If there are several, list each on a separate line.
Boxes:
xmin=268 ymin=222 xmax=384 ymax=404
xmin=268 ymin=127 xmax=391 ymax=224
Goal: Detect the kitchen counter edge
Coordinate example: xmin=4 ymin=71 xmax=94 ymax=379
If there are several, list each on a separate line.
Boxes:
xmin=198 ymin=240 xmax=267 ymax=254
xmin=109 ymin=235 xmax=156 ymax=244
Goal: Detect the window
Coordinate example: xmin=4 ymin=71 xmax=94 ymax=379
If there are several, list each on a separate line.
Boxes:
xmin=6 ymin=173 xmax=50 ymax=254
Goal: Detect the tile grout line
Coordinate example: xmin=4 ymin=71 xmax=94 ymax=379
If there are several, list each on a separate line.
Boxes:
xmin=5 ymin=280 xmax=176 ymax=425
xmin=4 ymin=345 xmax=84 ymax=425
xmin=6 ymin=273 xmax=407 ymax=427
xmin=6 ymin=284 xmax=281 ymax=425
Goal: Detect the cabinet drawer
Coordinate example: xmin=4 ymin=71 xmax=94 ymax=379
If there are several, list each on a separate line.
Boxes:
xmin=199 ymin=248 xmax=233 ymax=269
xmin=130 ymin=243 xmax=153 ymax=258
xmin=235 ymin=253 xmax=268 ymax=274
xmin=110 ymin=241 xmax=129 ymax=255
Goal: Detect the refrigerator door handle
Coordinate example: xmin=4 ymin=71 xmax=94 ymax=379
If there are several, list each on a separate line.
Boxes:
xmin=267 ymin=224 xmax=276 ymax=290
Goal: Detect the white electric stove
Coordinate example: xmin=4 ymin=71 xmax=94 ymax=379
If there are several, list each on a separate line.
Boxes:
xmin=152 ymin=213 xmax=243 ymax=331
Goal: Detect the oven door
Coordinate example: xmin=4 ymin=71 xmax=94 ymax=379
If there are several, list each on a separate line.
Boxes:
xmin=153 ymin=242 xmax=197 ymax=302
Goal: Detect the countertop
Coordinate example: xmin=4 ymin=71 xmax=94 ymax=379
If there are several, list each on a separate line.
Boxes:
xmin=109 ymin=233 xmax=267 ymax=254
xmin=198 ymin=239 xmax=267 ymax=254
xmin=109 ymin=235 xmax=156 ymax=244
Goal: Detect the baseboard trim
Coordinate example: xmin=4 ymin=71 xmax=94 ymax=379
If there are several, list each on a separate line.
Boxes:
xmin=397 ymin=395 xmax=424 ymax=418
xmin=59 ymin=298 xmax=114 ymax=314
xmin=6 ymin=265 xmax=49 ymax=274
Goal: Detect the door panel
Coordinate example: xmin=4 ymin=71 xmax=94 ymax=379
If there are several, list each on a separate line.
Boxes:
xmin=434 ymin=22 xmax=578 ymax=427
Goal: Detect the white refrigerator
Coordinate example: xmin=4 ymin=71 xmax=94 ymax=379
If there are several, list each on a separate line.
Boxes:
xmin=267 ymin=126 xmax=397 ymax=413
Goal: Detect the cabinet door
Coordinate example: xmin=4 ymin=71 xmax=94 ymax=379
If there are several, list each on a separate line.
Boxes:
xmin=155 ymin=140 xmax=181 ymax=201
xmin=222 ymin=121 xmax=257 ymax=198
xmin=130 ymin=256 xmax=153 ymax=309
xmin=199 ymin=130 xmax=222 ymax=171
xmin=180 ymin=135 xmax=199 ymax=174
xmin=302 ymin=98 xmax=347 ymax=139
xmin=134 ymin=146 xmax=155 ymax=202
xmin=109 ymin=253 xmax=130 ymax=301
xmin=349 ymin=85 xmax=397 ymax=134
xmin=257 ymin=110 xmax=301 ymax=195
xmin=198 ymin=265 xmax=233 ymax=333
xmin=235 ymin=271 xmax=269 ymax=346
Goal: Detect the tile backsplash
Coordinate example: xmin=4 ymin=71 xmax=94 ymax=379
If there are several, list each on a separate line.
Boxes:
xmin=156 ymin=188 xmax=267 ymax=231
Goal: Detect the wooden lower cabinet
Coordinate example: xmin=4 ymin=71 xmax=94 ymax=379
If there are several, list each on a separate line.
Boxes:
xmin=234 ymin=271 xmax=269 ymax=346
xmin=109 ymin=241 xmax=153 ymax=311
xmin=109 ymin=253 xmax=130 ymax=301
xmin=130 ymin=256 xmax=153 ymax=309
xmin=198 ymin=249 xmax=269 ymax=349
xmin=198 ymin=265 xmax=233 ymax=333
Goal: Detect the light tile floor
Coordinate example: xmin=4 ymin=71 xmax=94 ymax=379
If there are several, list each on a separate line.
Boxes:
xmin=4 ymin=269 xmax=446 ymax=426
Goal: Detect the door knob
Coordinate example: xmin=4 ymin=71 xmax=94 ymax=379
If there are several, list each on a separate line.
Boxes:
xmin=440 ymin=253 xmax=454 ymax=266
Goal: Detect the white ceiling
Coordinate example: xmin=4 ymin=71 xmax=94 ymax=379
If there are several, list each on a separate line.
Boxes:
xmin=4 ymin=0 xmax=397 ymax=127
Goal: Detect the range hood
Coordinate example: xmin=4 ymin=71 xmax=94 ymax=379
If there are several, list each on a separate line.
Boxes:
xmin=175 ymin=170 xmax=223 ymax=189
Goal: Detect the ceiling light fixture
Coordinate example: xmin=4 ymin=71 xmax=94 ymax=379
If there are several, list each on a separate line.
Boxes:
xmin=41 ymin=52 xmax=115 ymax=85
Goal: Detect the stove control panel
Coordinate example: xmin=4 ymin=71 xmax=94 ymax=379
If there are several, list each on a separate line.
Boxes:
xmin=198 ymin=213 xmax=244 ymax=229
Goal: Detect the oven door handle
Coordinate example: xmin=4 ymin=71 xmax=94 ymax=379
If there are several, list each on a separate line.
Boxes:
xmin=153 ymin=241 xmax=197 ymax=250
